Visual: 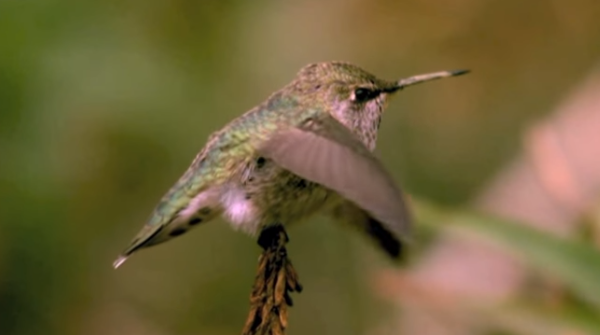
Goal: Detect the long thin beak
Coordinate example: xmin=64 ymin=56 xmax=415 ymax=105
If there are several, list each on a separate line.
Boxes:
xmin=387 ymin=69 xmax=470 ymax=92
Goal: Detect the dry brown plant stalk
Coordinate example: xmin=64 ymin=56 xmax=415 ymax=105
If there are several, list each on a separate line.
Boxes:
xmin=241 ymin=225 xmax=303 ymax=335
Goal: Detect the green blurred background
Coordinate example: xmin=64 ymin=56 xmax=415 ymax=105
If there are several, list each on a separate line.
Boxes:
xmin=2 ymin=1 xmax=600 ymax=334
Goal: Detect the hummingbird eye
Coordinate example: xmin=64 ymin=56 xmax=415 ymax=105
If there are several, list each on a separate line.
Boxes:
xmin=352 ymin=88 xmax=379 ymax=102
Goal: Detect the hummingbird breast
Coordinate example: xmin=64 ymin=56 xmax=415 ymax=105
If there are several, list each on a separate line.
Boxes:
xmin=220 ymin=155 xmax=337 ymax=235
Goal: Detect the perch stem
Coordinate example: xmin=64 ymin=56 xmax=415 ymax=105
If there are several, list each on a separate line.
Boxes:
xmin=241 ymin=225 xmax=302 ymax=335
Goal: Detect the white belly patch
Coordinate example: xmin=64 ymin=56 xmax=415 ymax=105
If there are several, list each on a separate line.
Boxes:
xmin=221 ymin=186 xmax=259 ymax=233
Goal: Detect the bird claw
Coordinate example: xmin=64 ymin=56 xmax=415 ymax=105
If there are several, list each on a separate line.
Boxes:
xmin=257 ymin=224 xmax=287 ymax=250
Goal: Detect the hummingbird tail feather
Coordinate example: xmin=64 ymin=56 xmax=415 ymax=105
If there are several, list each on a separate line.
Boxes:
xmin=112 ymin=190 xmax=223 ymax=268
xmin=113 ymin=255 xmax=128 ymax=269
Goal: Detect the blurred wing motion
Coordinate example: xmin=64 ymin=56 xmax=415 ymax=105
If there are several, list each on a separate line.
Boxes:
xmin=259 ymin=113 xmax=411 ymax=248
xmin=330 ymin=201 xmax=403 ymax=258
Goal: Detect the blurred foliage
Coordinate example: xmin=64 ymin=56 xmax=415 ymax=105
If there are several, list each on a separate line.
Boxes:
xmin=393 ymin=200 xmax=600 ymax=334
xmin=2 ymin=0 xmax=600 ymax=335
xmin=416 ymin=201 xmax=600 ymax=308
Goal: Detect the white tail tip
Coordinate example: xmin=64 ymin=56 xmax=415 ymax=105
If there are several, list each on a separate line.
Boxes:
xmin=113 ymin=256 xmax=128 ymax=269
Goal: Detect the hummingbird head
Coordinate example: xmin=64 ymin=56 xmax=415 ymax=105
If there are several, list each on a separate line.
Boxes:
xmin=290 ymin=61 xmax=468 ymax=149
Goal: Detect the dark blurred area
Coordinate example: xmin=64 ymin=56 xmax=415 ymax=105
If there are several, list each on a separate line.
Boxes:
xmin=2 ymin=1 xmax=600 ymax=335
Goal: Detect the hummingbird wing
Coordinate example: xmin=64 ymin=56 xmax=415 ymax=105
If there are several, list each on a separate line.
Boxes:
xmin=330 ymin=201 xmax=403 ymax=258
xmin=258 ymin=114 xmax=411 ymax=242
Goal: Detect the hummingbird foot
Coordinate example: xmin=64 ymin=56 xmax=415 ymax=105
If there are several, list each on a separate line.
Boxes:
xmin=242 ymin=224 xmax=302 ymax=335
xmin=256 ymin=224 xmax=289 ymax=250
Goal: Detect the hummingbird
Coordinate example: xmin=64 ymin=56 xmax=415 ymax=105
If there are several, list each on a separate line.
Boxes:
xmin=113 ymin=61 xmax=468 ymax=268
